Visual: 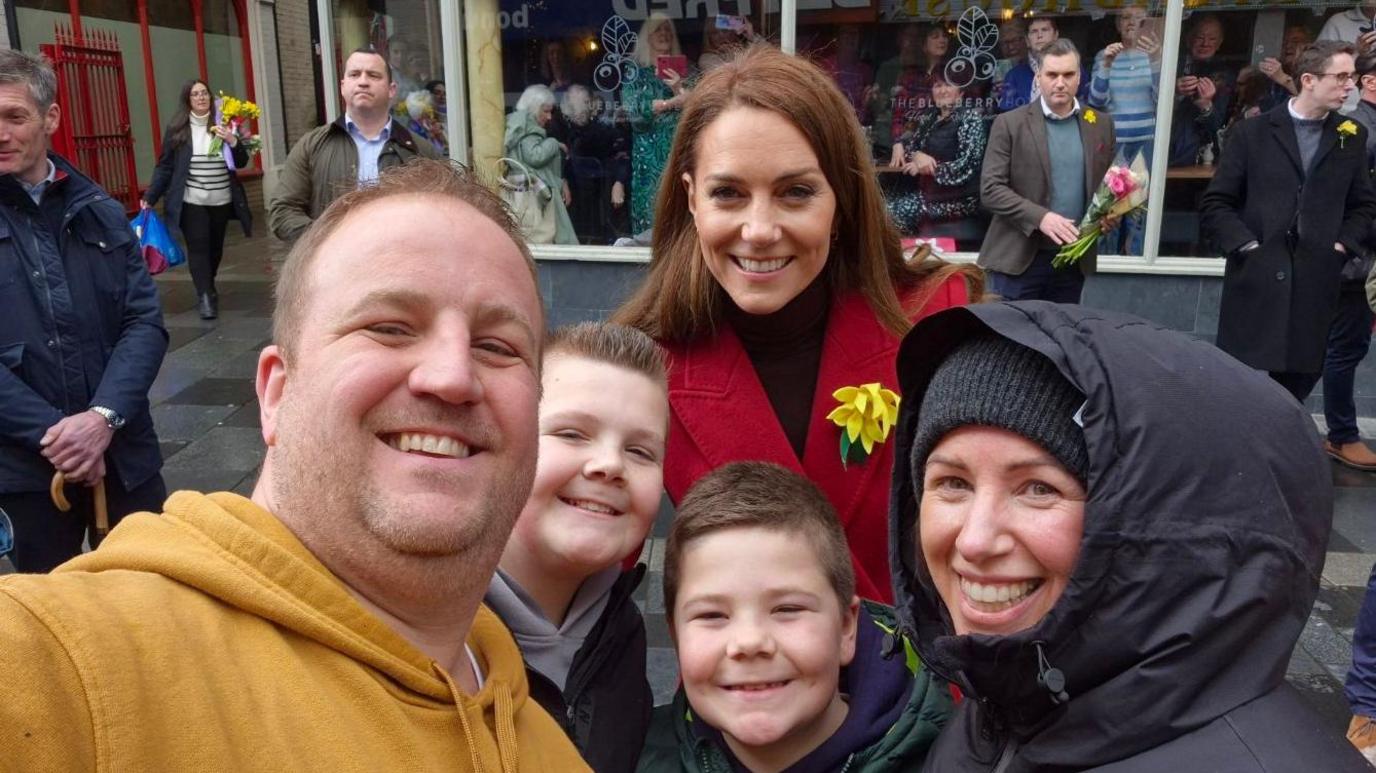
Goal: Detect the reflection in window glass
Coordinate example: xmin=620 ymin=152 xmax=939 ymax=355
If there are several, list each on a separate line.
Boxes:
xmin=331 ymin=0 xmax=448 ymax=155
xmin=1163 ymin=2 xmax=1363 ymax=258
xmin=802 ymin=2 xmax=1164 ymax=256
xmin=449 ymin=3 xmax=779 ymax=246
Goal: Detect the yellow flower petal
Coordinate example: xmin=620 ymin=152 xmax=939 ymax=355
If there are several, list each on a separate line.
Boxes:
xmin=846 ymin=412 xmax=863 ymax=443
xmin=826 ymin=405 xmax=853 ymax=426
xmin=860 ymin=430 xmax=875 ymax=454
xmin=833 ymin=386 xmax=859 ymax=403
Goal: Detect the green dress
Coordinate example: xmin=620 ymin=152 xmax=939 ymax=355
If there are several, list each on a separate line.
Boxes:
xmin=503 ymin=108 xmax=577 ymax=245
xmin=622 ymin=65 xmax=680 ymax=236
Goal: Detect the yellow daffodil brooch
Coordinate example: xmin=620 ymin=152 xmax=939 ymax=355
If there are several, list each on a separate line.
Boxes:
xmin=1083 ymin=108 xmax=1097 ymax=125
xmin=826 ymin=383 xmax=901 ymax=467
xmin=1339 ymin=119 xmax=1358 ymax=149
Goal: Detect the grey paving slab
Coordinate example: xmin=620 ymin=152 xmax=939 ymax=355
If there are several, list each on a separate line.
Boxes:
xmin=647 ymin=647 xmax=680 ymax=707
xmin=208 ymin=348 xmax=267 ymax=381
xmin=645 ymin=572 xmax=665 ymax=614
xmin=221 ymin=401 xmax=263 ymax=428
xmin=1333 ymin=491 xmax=1376 ymax=553
xmin=167 ymin=326 xmax=211 ymax=351
xmin=150 ymin=404 xmax=238 ymax=444
xmin=163 ymin=377 xmax=259 ymax=407
xmin=1326 ymin=553 xmax=1376 ymax=589
xmin=147 ymin=361 xmax=208 ymax=406
xmin=1300 ymin=614 xmax=1357 ymax=670
xmin=163 ymin=333 xmax=265 ymax=372
xmin=162 ymin=427 xmax=266 ymax=477
xmin=202 ymin=317 xmax=272 ymax=342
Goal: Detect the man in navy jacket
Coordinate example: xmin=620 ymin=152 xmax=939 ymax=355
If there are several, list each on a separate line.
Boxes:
xmin=0 ymin=49 xmax=168 ymax=572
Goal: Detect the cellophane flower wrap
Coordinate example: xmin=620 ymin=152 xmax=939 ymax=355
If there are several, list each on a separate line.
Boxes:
xmin=208 ymin=92 xmax=263 ymax=158
xmin=1053 ymin=150 xmax=1149 ymax=268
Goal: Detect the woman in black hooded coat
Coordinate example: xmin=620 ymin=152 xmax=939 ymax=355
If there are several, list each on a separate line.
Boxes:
xmin=888 ymin=300 xmax=1367 ymax=770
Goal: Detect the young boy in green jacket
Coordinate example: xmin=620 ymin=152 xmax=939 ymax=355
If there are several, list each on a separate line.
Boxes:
xmin=638 ymin=462 xmax=952 ymax=772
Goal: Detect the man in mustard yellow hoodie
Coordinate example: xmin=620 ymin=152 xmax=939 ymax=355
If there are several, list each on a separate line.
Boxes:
xmin=0 ymin=157 xmax=590 ymax=772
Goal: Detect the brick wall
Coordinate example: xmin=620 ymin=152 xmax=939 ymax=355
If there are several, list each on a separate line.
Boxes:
xmin=274 ymin=0 xmax=317 ymax=149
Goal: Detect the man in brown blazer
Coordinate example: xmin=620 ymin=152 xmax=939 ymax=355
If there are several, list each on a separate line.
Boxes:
xmin=979 ymin=38 xmax=1117 ymax=302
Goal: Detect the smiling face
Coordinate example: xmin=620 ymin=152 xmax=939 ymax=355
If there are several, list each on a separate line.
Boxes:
xmin=920 ymin=425 xmax=1085 ymax=637
xmin=932 ymin=78 xmax=963 ymax=110
xmin=1189 ymin=18 xmax=1223 ymax=61
xmin=673 ymin=527 xmax=858 ymax=769
xmin=0 ymin=83 xmax=59 ymax=185
xmin=257 ymin=194 xmax=542 ymax=572
xmin=1037 ymin=51 xmax=1081 ymax=114
xmin=188 ymin=81 xmax=212 ymax=117
xmin=506 ymin=354 xmax=667 ymax=579
xmin=341 ymin=51 xmax=396 ymax=118
xmin=684 ymin=106 xmax=835 ymax=316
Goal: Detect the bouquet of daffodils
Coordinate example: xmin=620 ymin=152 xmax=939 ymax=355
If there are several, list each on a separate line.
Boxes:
xmin=1052 ymin=151 xmax=1149 ymax=268
xmin=208 ymin=92 xmax=263 ymax=158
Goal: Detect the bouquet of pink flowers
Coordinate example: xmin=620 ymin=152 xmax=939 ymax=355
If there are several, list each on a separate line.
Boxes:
xmin=1052 ymin=151 xmax=1149 ymax=268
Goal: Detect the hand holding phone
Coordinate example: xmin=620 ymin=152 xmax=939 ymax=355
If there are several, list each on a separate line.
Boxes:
xmin=656 ymin=55 xmax=689 ymax=83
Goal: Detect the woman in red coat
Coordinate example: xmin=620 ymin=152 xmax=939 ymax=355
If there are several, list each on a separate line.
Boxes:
xmin=613 ymin=45 xmax=980 ymax=603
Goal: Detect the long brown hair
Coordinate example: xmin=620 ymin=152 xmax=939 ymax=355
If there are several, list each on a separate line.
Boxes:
xmin=612 ymin=44 xmax=980 ymax=342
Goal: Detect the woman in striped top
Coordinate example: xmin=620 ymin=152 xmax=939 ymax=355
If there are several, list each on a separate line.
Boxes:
xmin=1090 ymin=7 xmax=1161 ymax=255
xmin=143 ymin=79 xmax=252 ymax=320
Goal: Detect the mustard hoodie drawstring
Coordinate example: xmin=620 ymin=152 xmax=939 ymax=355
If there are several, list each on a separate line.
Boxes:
xmin=493 ymin=683 xmax=519 ymax=773
xmin=437 ymin=664 xmax=518 ymax=773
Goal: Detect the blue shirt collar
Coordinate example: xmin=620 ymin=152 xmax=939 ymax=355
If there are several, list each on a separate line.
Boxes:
xmin=344 ymin=114 xmax=392 ymax=142
xmin=19 ymin=158 xmax=58 ymax=204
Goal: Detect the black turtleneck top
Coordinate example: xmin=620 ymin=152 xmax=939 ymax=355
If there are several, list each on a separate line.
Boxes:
xmin=724 ymin=277 xmax=831 ymax=460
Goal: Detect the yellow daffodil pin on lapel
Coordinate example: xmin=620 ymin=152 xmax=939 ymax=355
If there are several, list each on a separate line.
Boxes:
xmin=1339 ymin=120 xmax=1358 ymax=149
xmin=1083 ymin=108 xmax=1097 ymax=125
xmin=826 ymin=383 xmax=900 ymax=467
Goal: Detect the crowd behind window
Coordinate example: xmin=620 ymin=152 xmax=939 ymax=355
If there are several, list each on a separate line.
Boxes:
xmin=365 ymin=2 xmax=1371 ymax=255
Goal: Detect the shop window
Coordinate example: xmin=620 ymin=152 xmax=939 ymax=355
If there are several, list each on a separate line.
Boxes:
xmin=801 ymin=2 xmax=1167 ymax=257
xmin=456 ymin=1 xmax=779 ymax=247
xmin=1162 ymin=2 xmax=1361 ymax=258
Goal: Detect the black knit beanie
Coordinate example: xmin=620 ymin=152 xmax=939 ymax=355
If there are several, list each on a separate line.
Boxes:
xmin=909 ymin=334 xmax=1090 ymax=489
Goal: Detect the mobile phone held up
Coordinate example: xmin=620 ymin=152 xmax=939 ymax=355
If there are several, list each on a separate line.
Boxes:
xmin=715 ymin=14 xmax=748 ymax=33
xmin=656 ymin=55 xmax=688 ymax=81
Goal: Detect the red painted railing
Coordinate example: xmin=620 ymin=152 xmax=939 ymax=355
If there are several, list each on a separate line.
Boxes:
xmin=41 ymin=24 xmax=141 ymax=214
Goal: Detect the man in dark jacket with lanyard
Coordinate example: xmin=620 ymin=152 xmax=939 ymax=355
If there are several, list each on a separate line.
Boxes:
xmin=1202 ymin=40 xmax=1376 ymax=401
xmin=0 ymin=49 xmax=168 ymax=572
xmin=268 ymin=47 xmax=439 ymax=243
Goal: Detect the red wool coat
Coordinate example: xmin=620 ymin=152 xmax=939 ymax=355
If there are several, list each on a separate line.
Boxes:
xmin=660 ymin=276 xmax=969 ymax=603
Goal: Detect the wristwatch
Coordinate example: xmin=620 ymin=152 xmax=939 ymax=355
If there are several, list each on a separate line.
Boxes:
xmin=90 ymin=406 xmax=126 ymax=430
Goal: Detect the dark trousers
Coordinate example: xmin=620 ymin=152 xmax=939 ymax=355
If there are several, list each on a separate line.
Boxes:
xmin=1269 ymin=370 xmax=1323 ymax=403
xmin=0 ymin=473 xmax=166 ymax=573
xmin=987 ymin=249 xmax=1086 ymax=304
xmin=1323 ymin=284 xmax=1376 ymax=445
xmin=180 ymin=202 xmax=232 ymax=297
xmin=1349 ymin=563 xmax=1376 ymax=717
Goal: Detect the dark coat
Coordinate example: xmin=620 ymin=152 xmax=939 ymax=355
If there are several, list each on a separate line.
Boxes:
xmin=1200 ymin=104 xmax=1376 ymax=373
xmin=525 ymin=566 xmax=652 ymax=773
xmin=887 ymin=301 xmax=1368 ymax=771
xmin=978 ymin=102 xmax=1116 ymax=276
xmin=0 ymin=154 xmax=167 ymax=493
xmin=636 ymin=602 xmax=951 ymax=772
xmin=143 ymin=126 xmax=253 ymax=241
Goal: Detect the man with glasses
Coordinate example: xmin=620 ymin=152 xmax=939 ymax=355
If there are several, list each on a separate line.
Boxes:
xmin=1203 ymin=41 xmax=1376 ymax=403
xmin=1319 ymin=0 xmax=1376 ymax=111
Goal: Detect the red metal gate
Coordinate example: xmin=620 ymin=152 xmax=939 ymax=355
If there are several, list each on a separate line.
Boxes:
xmin=41 ymin=25 xmax=141 ymax=214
